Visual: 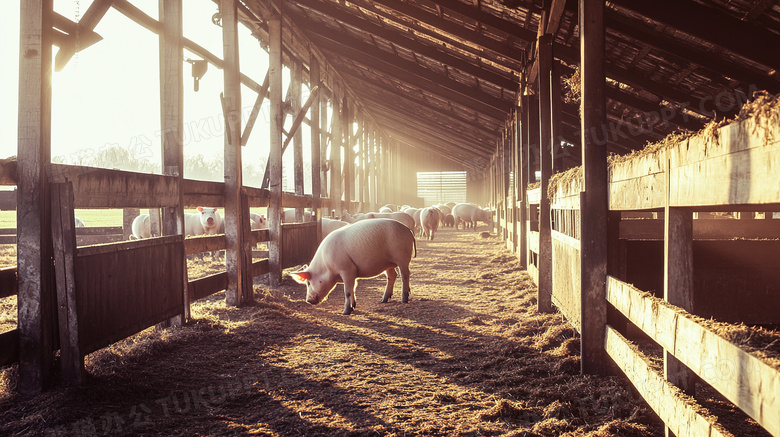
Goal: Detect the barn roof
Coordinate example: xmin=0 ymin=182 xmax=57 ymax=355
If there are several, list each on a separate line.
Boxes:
xmin=240 ymin=0 xmax=780 ymax=170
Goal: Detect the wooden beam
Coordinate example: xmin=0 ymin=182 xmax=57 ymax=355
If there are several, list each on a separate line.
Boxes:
xmin=221 ymin=0 xmax=251 ymax=305
xmin=240 ymin=71 xmax=270 ymax=146
xmin=305 ymin=30 xmax=511 ymax=118
xmin=607 ymin=277 xmax=780 ymax=436
xmin=610 ymin=0 xmax=780 ymax=71
xmin=54 ymin=0 xmax=112 ymax=71
xmin=579 ymin=0 xmax=608 ymax=376
xmin=537 ymin=34 xmax=554 ymax=314
xmin=604 ymin=326 xmax=731 ymax=437
xmin=290 ymin=0 xmax=517 ymax=91
xmin=17 ymin=0 xmax=56 ymax=395
xmin=330 ymin=82 xmax=344 ymax=216
xmin=291 ymin=60 xmax=305 ymax=222
xmin=342 ymin=98 xmax=353 ymax=214
xmin=310 ymin=56 xmax=323 ymax=242
xmin=268 ymin=9 xmax=284 ymax=287
xmin=158 ymin=0 xmax=188 ymax=323
xmin=348 ymin=0 xmax=525 ymax=72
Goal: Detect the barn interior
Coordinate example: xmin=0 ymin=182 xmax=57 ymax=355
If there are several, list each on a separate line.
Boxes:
xmin=2 ymin=0 xmax=780 ymax=436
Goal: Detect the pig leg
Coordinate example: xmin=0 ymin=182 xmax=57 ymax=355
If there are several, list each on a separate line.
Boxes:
xmin=399 ymin=263 xmax=411 ymax=303
xmin=380 ymin=267 xmax=397 ymax=303
xmin=342 ymin=275 xmax=358 ymax=315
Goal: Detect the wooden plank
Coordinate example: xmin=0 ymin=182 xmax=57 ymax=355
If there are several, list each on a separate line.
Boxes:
xmin=50 ymin=182 xmax=84 ymax=385
xmin=240 ymin=71 xmax=270 ymax=146
xmin=188 ymin=271 xmax=228 ymax=302
xmin=310 ymin=55 xmax=323 ymax=241
xmin=268 ymin=10 xmax=284 ymax=287
xmin=579 ymin=0 xmax=608 ymax=376
xmin=527 ymin=187 xmax=541 ymax=204
xmin=607 ymin=277 xmax=780 ymax=436
xmin=0 ymin=329 xmax=20 ymax=367
xmin=604 ymin=326 xmax=732 ymax=437
xmin=0 ymin=190 xmax=16 ymax=210
xmin=184 ymin=234 xmax=226 ymax=255
xmin=17 ymin=0 xmax=55 ymax=395
xmin=76 ymin=237 xmax=185 ymax=354
xmin=49 ymin=165 xmax=180 ymax=208
xmin=293 ymin=59 xmax=305 ymax=223
xmin=619 ymin=218 xmax=780 ymax=240
xmin=54 ymin=0 xmax=112 ymax=71
xmin=0 ymin=267 xmax=18 ymax=299
xmin=252 ymin=259 xmax=270 ymax=278
xmin=551 ymin=231 xmax=581 ymax=331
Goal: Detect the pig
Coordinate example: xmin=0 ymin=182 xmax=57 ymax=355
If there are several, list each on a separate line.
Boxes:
xmin=380 ymin=204 xmax=397 ymax=212
xmin=452 ymin=203 xmax=494 ymax=231
xmin=378 ymin=206 xmax=393 ymax=214
xmin=442 ymin=214 xmax=455 ymax=227
xmin=434 ymin=204 xmax=451 ymax=216
xmin=420 ymin=207 xmax=440 ymax=240
xmin=250 ymin=212 xmax=267 ymax=230
xmin=184 ymin=207 xmax=223 ymax=236
xmin=130 ymin=214 xmax=151 ymax=239
xmin=74 ymin=217 xmax=86 ymax=228
xmin=322 ymin=217 xmax=349 ymax=237
xmin=291 ymin=219 xmax=416 ymax=315
xmin=356 ymin=211 xmax=415 ymax=232
xmin=283 ymin=208 xmax=312 ymax=223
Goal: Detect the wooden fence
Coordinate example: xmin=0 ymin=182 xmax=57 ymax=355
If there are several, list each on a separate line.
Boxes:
xmin=490 ymin=97 xmax=780 ymax=435
xmin=0 ymin=164 xmax=348 ymax=381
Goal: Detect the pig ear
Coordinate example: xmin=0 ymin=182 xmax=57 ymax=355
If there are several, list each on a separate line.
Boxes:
xmin=261 ymin=215 xmax=265 ymax=220
xmin=291 ymin=271 xmax=310 ymax=284
xmin=197 ymin=206 xmax=203 ymax=212
xmin=212 ymin=208 xmax=218 ymax=213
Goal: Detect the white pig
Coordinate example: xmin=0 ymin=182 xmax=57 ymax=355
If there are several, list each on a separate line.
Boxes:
xmin=130 ymin=214 xmax=151 ymax=239
xmin=322 ymin=217 xmax=349 ymax=237
xmin=250 ymin=212 xmax=268 ymax=230
xmin=452 ymin=203 xmax=494 ymax=231
xmin=356 ymin=211 xmax=415 ymax=232
xmin=420 ymin=207 xmax=440 ymax=240
xmin=291 ymin=219 xmax=416 ymax=315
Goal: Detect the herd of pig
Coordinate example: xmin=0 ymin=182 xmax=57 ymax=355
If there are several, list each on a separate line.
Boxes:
xmin=125 ymin=202 xmax=492 ymax=315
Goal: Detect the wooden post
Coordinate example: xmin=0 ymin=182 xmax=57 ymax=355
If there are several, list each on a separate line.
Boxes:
xmin=370 ymin=128 xmax=377 ymax=211
xmin=123 ymin=208 xmax=140 ymax=240
xmin=149 ymin=208 xmax=161 ymax=237
xmin=268 ymin=10 xmax=284 ymax=287
xmin=551 ymin=60 xmax=564 ymax=174
xmin=523 ymin=95 xmax=539 ymax=269
xmin=17 ymin=0 xmax=56 ymax=395
xmin=222 ymin=0 xmax=250 ymax=304
xmin=537 ymin=33 xmax=554 ymax=314
xmin=359 ymin=116 xmax=367 ymax=212
xmin=330 ymin=83 xmax=343 ymax=217
xmin=158 ymin=0 xmax=188 ymax=321
xmin=579 ymin=0 xmax=609 ymax=376
xmin=343 ymin=98 xmax=353 ymax=214
xmin=292 ymin=60 xmax=304 ymax=222
xmin=517 ymin=102 xmax=528 ymax=268
xmin=310 ymin=56 xmax=323 ymax=242
xmin=320 ymin=87 xmax=329 ymax=201
xmin=51 ymin=182 xmax=84 ymax=386
xmin=664 ymin=205 xmax=697 ymax=434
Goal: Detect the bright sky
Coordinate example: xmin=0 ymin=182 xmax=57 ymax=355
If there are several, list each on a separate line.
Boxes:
xmin=1 ymin=0 xmax=317 ymax=187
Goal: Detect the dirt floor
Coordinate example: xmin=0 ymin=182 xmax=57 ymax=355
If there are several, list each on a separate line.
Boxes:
xmin=1 ymin=228 xmax=668 ymax=436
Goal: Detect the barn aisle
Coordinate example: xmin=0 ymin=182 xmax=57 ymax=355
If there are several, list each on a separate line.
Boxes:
xmin=0 ymin=228 xmax=662 ymax=436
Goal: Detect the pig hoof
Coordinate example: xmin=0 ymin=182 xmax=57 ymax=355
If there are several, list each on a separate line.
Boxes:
xmin=379 ymin=298 xmax=389 ymax=303
xmin=343 ymin=307 xmax=353 ymax=315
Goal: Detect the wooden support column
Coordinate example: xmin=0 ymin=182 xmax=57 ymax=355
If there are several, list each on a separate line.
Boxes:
xmin=664 ymin=206 xmax=697 ymax=437
xmin=310 ymin=56 xmax=323 ymax=241
xmin=17 ymin=0 xmax=55 ymax=395
xmin=343 ymin=99 xmax=353 ymax=214
xmin=292 ymin=60 xmax=304 ymax=222
xmin=537 ymin=33 xmax=554 ymax=314
xmin=523 ymin=95 xmax=539 ymax=269
xmin=123 ymin=208 xmax=140 ymax=240
xmin=517 ymin=102 xmax=527 ymax=268
xmin=376 ymin=137 xmax=383 ymax=205
xmin=503 ymin=130 xmax=511 ymax=239
xmin=551 ymin=60 xmax=564 ymax=174
xmin=369 ymin=129 xmax=377 ymax=210
xmin=359 ymin=116 xmax=367 ymax=212
xmin=320 ymin=87 xmax=329 ymax=202
xmin=330 ymin=83 xmax=343 ymax=217
xmin=268 ymin=10 xmax=284 ymax=286
xmin=221 ymin=0 xmax=251 ymax=304
xmin=51 ymin=182 xmax=83 ymax=386
xmin=158 ymin=0 xmax=188 ymax=321
xmin=579 ymin=0 xmax=609 ymax=375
